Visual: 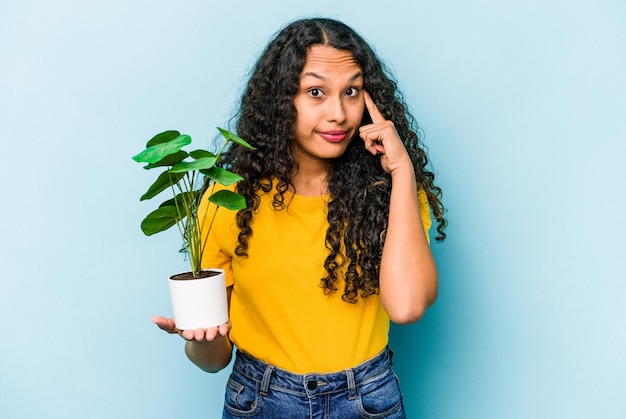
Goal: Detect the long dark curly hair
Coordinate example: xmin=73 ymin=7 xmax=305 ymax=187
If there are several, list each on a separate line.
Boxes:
xmin=221 ymin=18 xmax=447 ymax=303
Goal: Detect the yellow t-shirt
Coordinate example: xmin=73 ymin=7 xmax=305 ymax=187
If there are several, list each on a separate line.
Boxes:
xmin=199 ymin=184 xmax=431 ymax=374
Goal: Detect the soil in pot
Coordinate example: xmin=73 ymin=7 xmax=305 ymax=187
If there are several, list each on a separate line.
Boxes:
xmin=170 ymin=270 xmax=221 ymax=281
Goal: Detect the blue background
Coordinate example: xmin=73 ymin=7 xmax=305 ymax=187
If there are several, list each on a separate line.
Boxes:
xmin=1 ymin=1 xmax=624 ymax=418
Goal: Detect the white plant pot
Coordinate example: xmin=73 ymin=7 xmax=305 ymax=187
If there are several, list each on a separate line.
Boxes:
xmin=168 ymin=269 xmax=229 ymax=330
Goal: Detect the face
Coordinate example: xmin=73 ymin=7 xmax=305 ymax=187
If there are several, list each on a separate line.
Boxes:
xmin=291 ymin=45 xmax=365 ymax=167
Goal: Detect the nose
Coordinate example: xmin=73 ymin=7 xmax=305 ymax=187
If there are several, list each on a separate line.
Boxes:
xmin=326 ymin=96 xmax=346 ymax=123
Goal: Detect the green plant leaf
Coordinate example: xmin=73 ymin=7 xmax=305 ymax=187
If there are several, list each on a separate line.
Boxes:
xmin=217 ymin=127 xmax=256 ymax=149
xmin=143 ymin=150 xmax=188 ymax=170
xmin=132 ymin=134 xmax=192 ymax=164
xmin=208 ymin=189 xmax=247 ymax=210
xmin=160 ymin=191 xmax=199 ymax=209
xmin=169 ymin=156 xmax=217 ymax=173
xmin=146 ymin=130 xmax=181 ymax=147
xmin=203 ymin=166 xmax=244 ymax=186
xmin=189 ymin=149 xmax=216 ymax=159
xmin=140 ymin=171 xmax=185 ymax=201
xmin=140 ymin=206 xmax=182 ymax=236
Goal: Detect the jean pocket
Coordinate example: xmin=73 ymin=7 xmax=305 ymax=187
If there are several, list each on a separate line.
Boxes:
xmin=356 ymin=368 xmax=404 ymax=418
xmin=223 ymin=376 xmax=261 ymax=417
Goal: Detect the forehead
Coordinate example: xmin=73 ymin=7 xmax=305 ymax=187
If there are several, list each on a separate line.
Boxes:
xmin=301 ymin=45 xmax=362 ymax=76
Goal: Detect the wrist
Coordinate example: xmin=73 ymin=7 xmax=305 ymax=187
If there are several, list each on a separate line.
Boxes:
xmin=389 ymin=159 xmax=416 ymax=180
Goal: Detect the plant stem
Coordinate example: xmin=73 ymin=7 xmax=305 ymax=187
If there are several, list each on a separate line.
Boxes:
xmin=200 ymin=182 xmax=219 ymax=262
xmin=169 ymin=170 xmax=186 ymax=258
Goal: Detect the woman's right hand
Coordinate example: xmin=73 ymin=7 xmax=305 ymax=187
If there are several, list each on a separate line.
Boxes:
xmin=152 ymin=316 xmax=231 ymax=342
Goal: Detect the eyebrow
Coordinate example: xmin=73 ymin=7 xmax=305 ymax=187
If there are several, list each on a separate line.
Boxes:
xmin=301 ymin=71 xmax=363 ymax=82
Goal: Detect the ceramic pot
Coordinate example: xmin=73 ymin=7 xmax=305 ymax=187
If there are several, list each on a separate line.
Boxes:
xmin=168 ymin=268 xmax=229 ymax=330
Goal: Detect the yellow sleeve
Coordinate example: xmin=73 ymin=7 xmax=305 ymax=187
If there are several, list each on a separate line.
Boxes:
xmin=417 ymin=188 xmax=432 ymax=244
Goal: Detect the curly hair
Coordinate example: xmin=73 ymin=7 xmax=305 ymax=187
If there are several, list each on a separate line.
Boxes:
xmin=221 ymin=18 xmax=447 ymax=303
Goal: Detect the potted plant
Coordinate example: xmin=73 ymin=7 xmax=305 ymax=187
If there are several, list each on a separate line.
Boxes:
xmin=132 ymin=127 xmax=254 ymax=330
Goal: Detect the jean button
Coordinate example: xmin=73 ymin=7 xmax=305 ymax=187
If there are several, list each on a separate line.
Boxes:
xmin=307 ymin=380 xmax=317 ymax=390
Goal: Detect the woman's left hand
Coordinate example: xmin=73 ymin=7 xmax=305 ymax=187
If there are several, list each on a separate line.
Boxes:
xmin=359 ymin=91 xmax=411 ymax=174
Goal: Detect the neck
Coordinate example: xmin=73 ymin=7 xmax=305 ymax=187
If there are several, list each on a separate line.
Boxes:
xmin=291 ymin=161 xmax=331 ymax=197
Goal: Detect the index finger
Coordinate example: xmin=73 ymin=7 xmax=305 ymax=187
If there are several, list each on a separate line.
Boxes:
xmin=364 ymin=91 xmax=385 ymax=123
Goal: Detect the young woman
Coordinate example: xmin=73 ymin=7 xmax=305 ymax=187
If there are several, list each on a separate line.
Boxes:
xmin=153 ymin=17 xmax=446 ymax=418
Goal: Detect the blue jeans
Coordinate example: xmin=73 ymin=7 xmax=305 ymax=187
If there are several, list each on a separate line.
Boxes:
xmin=222 ymin=347 xmax=406 ymax=419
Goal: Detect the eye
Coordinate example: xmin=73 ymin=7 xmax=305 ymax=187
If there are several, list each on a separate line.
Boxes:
xmin=345 ymin=87 xmax=360 ymax=97
xmin=307 ymin=88 xmax=324 ymax=98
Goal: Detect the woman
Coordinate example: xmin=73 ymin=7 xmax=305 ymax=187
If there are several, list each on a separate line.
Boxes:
xmin=154 ymin=17 xmax=446 ymax=418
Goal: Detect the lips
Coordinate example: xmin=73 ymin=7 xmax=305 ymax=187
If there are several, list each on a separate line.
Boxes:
xmin=318 ymin=130 xmax=348 ymax=143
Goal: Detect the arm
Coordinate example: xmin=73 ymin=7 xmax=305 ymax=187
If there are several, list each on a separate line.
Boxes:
xmin=359 ymin=92 xmax=438 ymax=324
xmin=379 ymin=163 xmax=438 ymax=323
xmin=184 ymin=330 xmax=233 ymax=373
xmin=152 ymin=286 xmax=234 ymax=372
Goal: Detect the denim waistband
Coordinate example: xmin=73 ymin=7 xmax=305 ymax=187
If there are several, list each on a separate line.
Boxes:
xmin=232 ymin=347 xmax=393 ymax=398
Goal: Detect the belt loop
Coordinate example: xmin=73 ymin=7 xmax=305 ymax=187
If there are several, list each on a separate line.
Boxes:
xmin=260 ymin=365 xmax=274 ymax=396
xmin=345 ymin=368 xmax=357 ymax=400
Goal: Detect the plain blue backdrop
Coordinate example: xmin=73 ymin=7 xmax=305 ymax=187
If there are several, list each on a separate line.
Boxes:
xmin=1 ymin=1 xmax=624 ymax=418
